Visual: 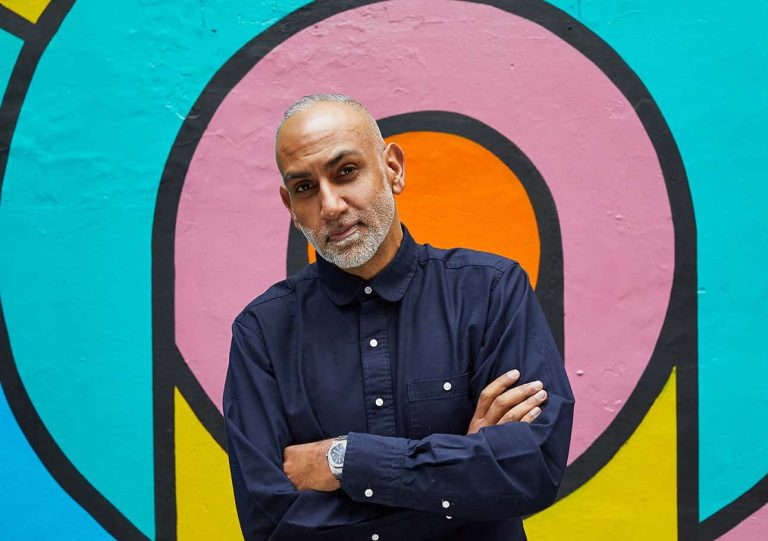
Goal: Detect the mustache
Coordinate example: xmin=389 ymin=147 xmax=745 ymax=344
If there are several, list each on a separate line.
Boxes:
xmin=324 ymin=220 xmax=361 ymax=238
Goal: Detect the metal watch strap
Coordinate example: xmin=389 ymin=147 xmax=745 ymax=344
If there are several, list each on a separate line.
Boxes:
xmin=327 ymin=435 xmax=348 ymax=482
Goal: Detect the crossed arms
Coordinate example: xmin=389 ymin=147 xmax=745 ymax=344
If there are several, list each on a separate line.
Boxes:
xmin=224 ymin=267 xmax=575 ymax=540
xmin=283 ymin=370 xmax=549 ymax=492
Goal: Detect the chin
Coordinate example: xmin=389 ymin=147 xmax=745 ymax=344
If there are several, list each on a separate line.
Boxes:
xmin=329 ymin=246 xmax=377 ymax=270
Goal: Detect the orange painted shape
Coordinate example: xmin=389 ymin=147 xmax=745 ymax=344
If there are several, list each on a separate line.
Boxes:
xmin=307 ymin=131 xmax=541 ymax=286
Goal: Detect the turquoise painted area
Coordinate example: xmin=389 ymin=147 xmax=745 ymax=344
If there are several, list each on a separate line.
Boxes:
xmin=548 ymin=0 xmax=768 ymax=519
xmin=0 ymin=387 xmax=113 ymax=540
xmin=0 ymin=30 xmax=106 ymax=540
xmin=0 ymin=30 xmax=20 ymax=93
xmin=2 ymin=0 xmax=766 ymax=534
xmin=0 ymin=0 xmax=308 ymax=536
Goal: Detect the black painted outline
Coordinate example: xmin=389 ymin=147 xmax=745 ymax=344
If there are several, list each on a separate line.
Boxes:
xmin=0 ymin=0 xmax=730 ymax=539
xmin=153 ymin=2 xmax=382 ymax=539
xmin=152 ymin=0 xmax=700 ymax=538
xmin=0 ymin=5 xmax=37 ymax=42
xmin=469 ymin=2 xmax=699 ymax=536
xmin=700 ymin=474 xmax=768 ymax=539
xmin=150 ymin=0 xmax=756 ymax=539
xmin=358 ymin=111 xmax=566 ymax=355
xmin=0 ymin=1 xmax=148 ymax=539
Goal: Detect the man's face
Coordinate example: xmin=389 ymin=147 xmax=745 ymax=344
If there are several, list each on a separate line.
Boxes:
xmin=277 ymin=103 xmax=401 ymax=270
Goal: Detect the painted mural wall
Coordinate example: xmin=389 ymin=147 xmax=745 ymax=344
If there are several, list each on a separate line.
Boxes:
xmin=0 ymin=1 xmax=765 ymax=539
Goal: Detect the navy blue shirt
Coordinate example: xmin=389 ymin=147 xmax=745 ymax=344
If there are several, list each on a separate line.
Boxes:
xmin=224 ymin=226 xmax=574 ymax=540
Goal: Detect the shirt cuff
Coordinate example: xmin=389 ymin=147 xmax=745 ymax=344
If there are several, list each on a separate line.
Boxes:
xmin=341 ymin=432 xmax=407 ymax=507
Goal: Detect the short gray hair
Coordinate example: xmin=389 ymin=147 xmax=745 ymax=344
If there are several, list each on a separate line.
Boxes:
xmin=277 ymin=93 xmax=383 ymax=148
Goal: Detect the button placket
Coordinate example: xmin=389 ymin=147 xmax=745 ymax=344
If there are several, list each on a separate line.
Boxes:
xmin=358 ymin=299 xmax=397 ymax=436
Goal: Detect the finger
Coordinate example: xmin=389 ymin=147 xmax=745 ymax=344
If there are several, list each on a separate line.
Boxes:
xmin=474 ymin=369 xmax=521 ymax=418
xmin=497 ymin=389 xmax=548 ymax=425
xmin=485 ymin=381 xmax=544 ymax=425
xmin=519 ymin=406 xmax=542 ymax=424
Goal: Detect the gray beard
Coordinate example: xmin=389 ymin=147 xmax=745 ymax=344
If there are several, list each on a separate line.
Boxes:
xmin=301 ymin=188 xmax=395 ymax=270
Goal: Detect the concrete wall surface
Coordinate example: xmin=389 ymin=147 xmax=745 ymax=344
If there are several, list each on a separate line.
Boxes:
xmin=0 ymin=1 xmax=765 ymax=539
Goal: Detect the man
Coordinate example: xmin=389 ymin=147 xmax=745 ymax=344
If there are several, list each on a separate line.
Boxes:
xmin=223 ymin=94 xmax=574 ymax=540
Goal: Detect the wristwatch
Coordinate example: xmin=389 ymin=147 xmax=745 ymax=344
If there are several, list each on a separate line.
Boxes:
xmin=326 ymin=435 xmax=348 ymax=482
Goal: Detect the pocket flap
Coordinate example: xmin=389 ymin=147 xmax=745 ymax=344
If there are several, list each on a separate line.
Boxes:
xmin=408 ymin=372 xmax=470 ymax=402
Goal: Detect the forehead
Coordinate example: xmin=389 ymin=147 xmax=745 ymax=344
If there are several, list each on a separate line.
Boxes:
xmin=276 ymin=104 xmax=373 ymax=170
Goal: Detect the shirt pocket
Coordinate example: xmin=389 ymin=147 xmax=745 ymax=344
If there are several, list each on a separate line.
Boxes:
xmin=407 ymin=372 xmax=474 ymax=439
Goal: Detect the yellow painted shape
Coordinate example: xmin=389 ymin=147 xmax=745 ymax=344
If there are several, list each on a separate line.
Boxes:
xmin=175 ymin=387 xmax=243 ymax=540
xmin=0 ymin=0 xmax=50 ymax=23
xmin=525 ymin=368 xmax=678 ymax=540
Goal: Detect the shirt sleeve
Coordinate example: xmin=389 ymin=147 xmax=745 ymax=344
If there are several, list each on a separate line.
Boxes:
xmin=224 ymin=318 xmax=465 ymax=540
xmin=340 ymin=264 xmax=575 ymax=521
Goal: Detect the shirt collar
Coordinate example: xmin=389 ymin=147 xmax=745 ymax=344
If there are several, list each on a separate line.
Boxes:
xmin=317 ymin=224 xmax=419 ymax=306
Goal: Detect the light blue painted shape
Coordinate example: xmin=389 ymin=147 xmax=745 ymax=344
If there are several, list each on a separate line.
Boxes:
xmin=0 ymin=386 xmax=113 ymax=540
xmin=0 ymin=0 xmax=308 ymax=536
xmin=548 ymin=0 xmax=768 ymax=520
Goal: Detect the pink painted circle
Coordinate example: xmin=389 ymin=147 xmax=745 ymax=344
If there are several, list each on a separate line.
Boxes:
xmin=175 ymin=0 xmax=674 ymax=464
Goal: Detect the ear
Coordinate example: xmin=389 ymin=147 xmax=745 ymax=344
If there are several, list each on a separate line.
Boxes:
xmin=384 ymin=142 xmax=405 ymax=195
xmin=279 ymin=185 xmax=301 ymax=229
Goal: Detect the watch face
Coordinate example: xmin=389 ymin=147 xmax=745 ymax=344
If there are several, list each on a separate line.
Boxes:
xmin=329 ymin=443 xmax=345 ymax=467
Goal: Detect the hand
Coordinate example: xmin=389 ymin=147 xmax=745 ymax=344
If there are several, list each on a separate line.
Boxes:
xmin=467 ymin=370 xmax=546 ymax=434
xmin=283 ymin=438 xmax=340 ymax=492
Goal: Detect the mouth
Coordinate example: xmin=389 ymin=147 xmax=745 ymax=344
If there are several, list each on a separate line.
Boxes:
xmin=328 ymin=223 xmax=359 ymax=243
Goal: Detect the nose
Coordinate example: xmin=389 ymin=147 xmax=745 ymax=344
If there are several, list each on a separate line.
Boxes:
xmin=318 ymin=181 xmax=348 ymax=221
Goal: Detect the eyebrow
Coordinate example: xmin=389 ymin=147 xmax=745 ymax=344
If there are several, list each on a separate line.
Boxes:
xmin=283 ymin=149 xmax=363 ymax=184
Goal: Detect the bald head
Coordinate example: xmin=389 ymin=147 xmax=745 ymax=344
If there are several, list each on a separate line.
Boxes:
xmin=275 ymin=94 xmax=384 ymax=173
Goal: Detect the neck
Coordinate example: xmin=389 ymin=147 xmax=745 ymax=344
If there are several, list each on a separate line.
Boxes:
xmin=344 ymin=215 xmax=403 ymax=280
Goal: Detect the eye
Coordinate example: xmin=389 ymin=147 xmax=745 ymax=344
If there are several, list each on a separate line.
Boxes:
xmin=294 ymin=182 xmax=313 ymax=194
xmin=338 ymin=165 xmax=357 ymax=177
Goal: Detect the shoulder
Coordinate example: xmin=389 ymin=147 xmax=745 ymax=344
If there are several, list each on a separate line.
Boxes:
xmin=233 ymin=263 xmax=318 ymax=329
xmin=419 ymin=243 xmax=522 ymax=283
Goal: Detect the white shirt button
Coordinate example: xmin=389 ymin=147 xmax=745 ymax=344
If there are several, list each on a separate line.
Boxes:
xmin=442 ymin=500 xmax=450 ymax=509
xmin=374 ymin=397 xmax=384 ymax=407
xmin=364 ymin=488 xmax=374 ymax=498
xmin=443 ymin=382 xmax=452 ymax=391
xmin=369 ymin=338 xmax=378 ymax=348
xmin=371 ymin=535 xmax=380 ymax=541
xmin=364 ymin=286 xmax=373 ymax=295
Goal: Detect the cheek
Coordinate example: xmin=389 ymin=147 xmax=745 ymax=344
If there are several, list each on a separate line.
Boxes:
xmin=294 ymin=208 xmax=327 ymax=235
xmin=351 ymin=185 xmax=385 ymax=212
xmin=290 ymin=201 xmax=315 ymax=223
